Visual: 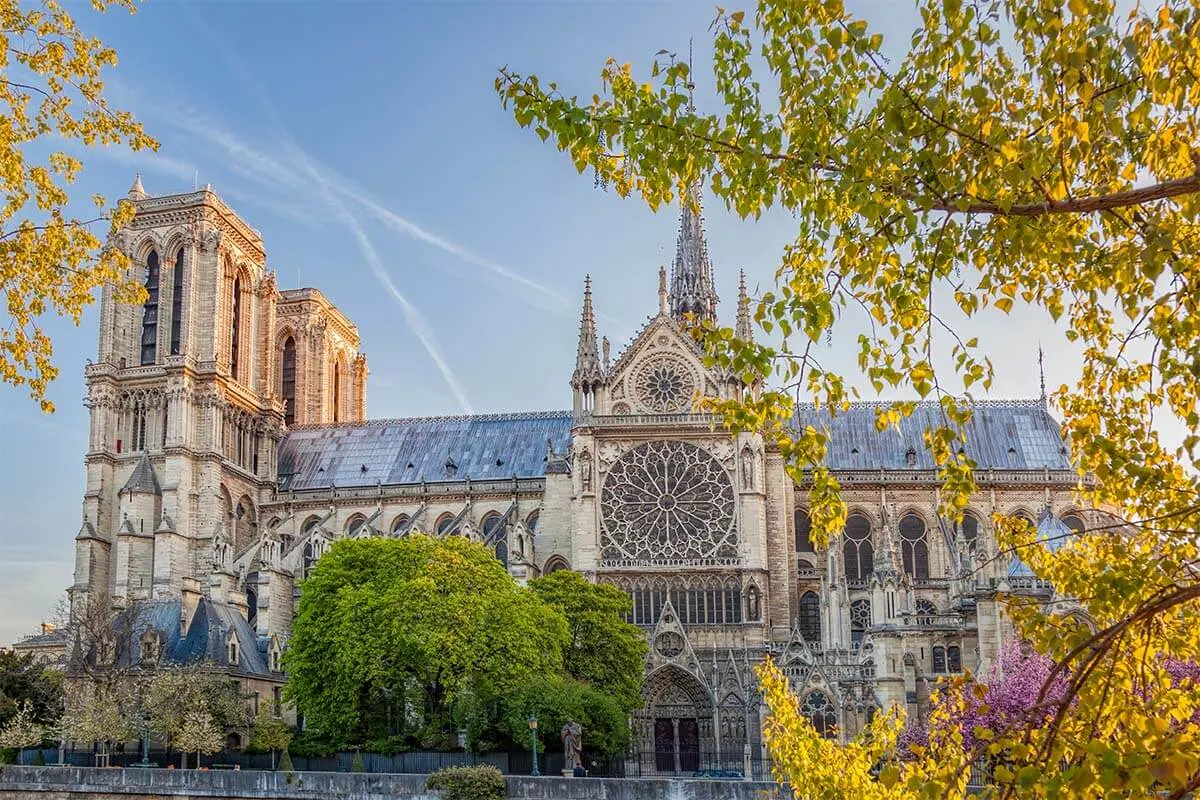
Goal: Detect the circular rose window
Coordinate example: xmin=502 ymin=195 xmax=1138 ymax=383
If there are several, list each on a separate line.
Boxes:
xmin=634 ymin=356 xmax=696 ymax=413
xmin=599 ymin=440 xmax=736 ymax=563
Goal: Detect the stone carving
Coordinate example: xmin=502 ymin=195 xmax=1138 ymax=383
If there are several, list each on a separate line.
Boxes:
xmin=599 ymin=440 xmax=736 ymax=563
xmin=560 ymin=721 xmax=583 ymax=773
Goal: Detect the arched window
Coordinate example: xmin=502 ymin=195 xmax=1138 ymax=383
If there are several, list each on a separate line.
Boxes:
xmin=961 ymin=512 xmax=980 ymax=551
xmin=436 ymin=513 xmax=455 ymax=535
xmin=850 ymin=599 xmax=871 ymax=648
xmin=932 ymin=645 xmax=947 ymax=674
xmin=140 ymin=251 xmax=160 ymax=365
xmin=1061 ymin=513 xmax=1086 ymax=534
xmin=281 ymin=336 xmax=297 ymax=427
xmin=799 ymin=591 xmax=821 ymax=645
xmin=525 ymin=510 xmax=540 ymax=532
xmin=843 ymin=514 xmax=873 ymax=582
xmin=230 ymin=275 xmax=242 ymax=381
xmin=481 ymin=512 xmax=504 ymax=543
xmin=346 ymin=515 xmax=367 ymax=538
xmin=301 ymin=516 xmax=320 ymax=537
xmin=947 ymin=645 xmax=962 ymax=673
xmin=391 ymin=514 xmax=410 ymax=536
xmin=495 ymin=541 xmax=509 ymax=568
xmin=802 ymin=692 xmax=837 ymax=739
xmin=900 ymin=513 xmax=930 ymax=580
xmin=301 ymin=541 xmax=315 ymax=579
xmin=332 ymin=360 xmax=342 ymax=422
xmin=246 ymin=587 xmax=258 ymax=628
xmin=170 ymin=247 xmax=185 ymax=355
xmin=795 ymin=509 xmax=814 ymax=553
xmin=543 ymin=555 xmax=570 ymax=574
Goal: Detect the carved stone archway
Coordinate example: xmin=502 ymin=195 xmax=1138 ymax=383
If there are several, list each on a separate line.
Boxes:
xmin=635 ymin=665 xmax=714 ymax=775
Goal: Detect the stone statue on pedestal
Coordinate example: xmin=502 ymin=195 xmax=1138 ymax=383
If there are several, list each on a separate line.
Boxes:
xmin=560 ymin=720 xmax=583 ymax=775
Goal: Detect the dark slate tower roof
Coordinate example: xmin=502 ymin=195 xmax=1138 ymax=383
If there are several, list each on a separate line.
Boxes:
xmin=793 ymin=400 xmax=1071 ymax=471
xmin=277 ymin=412 xmax=574 ymax=491
xmin=120 ymin=452 xmax=161 ymax=494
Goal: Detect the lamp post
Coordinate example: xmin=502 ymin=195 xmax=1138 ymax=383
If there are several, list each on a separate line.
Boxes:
xmin=528 ymin=716 xmax=539 ymax=777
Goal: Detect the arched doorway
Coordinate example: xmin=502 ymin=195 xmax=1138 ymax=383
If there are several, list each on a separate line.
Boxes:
xmin=636 ymin=666 xmax=713 ymax=774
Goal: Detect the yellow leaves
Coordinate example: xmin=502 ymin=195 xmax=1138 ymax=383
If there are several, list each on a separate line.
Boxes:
xmin=0 ymin=0 xmax=154 ymax=409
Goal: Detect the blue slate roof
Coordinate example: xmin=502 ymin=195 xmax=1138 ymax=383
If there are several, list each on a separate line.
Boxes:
xmin=125 ymin=597 xmax=274 ymax=679
xmin=277 ymin=412 xmax=575 ymax=491
xmin=793 ymin=400 xmax=1071 ymax=471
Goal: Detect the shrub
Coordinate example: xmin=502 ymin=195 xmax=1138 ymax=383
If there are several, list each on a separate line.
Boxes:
xmin=277 ymin=748 xmax=294 ymax=774
xmin=30 ymin=750 xmax=45 ymax=766
xmin=426 ymin=764 xmax=506 ymax=800
xmin=350 ymin=749 xmax=365 ymax=773
xmin=288 ymin=730 xmax=338 ymax=758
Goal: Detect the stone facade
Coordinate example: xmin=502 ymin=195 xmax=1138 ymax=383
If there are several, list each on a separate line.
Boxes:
xmin=67 ymin=177 xmax=1088 ymax=769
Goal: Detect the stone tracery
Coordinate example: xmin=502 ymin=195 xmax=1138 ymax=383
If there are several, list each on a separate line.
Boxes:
xmin=599 ymin=440 xmax=736 ymax=564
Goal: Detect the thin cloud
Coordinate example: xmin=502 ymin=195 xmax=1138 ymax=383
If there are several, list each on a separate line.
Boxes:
xmin=287 ymin=143 xmax=473 ymax=413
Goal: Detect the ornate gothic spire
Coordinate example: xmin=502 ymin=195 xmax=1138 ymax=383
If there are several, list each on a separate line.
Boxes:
xmin=668 ymin=180 xmax=719 ymax=325
xmin=735 ymin=270 xmax=753 ymax=342
xmin=572 ymin=275 xmax=602 ymax=388
xmin=128 ymin=173 xmax=146 ymax=201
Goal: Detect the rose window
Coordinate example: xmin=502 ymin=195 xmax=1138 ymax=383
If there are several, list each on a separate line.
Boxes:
xmin=600 ymin=440 xmax=736 ymax=563
xmin=634 ymin=356 xmax=696 ymax=413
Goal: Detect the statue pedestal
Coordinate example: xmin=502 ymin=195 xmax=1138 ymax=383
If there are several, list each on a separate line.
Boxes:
xmin=561 ymin=769 xmax=575 ymax=778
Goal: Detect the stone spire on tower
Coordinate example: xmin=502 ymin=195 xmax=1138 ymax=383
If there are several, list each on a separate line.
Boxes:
xmin=128 ymin=173 xmax=147 ymax=201
xmin=735 ymin=270 xmax=753 ymax=342
xmin=668 ymin=180 xmax=719 ymax=325
xmin=571 ymin=275 xmax=602 ymax=389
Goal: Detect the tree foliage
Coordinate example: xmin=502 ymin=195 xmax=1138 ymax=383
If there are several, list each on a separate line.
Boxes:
xmin=0 ymin=700 xmax=45 ymax=755
xmin=529 ymin=570 xmax=647 ymax=710
xmin=174 ymin=708 xmax=223 ymax=766
xmin=0 ymin=0 xmax=156 ymax=410
xmin=249 ymin=703 xmax=293 ymax=768
xmin=497 ymin=675 xmax=631 ymax=758
xmin=284 ymin=535 xmax=571 ymax=746
xmin=0 ymin=650 xmax=61 ymax=727
xmin=498 ymin=0 xmax=1200 ymax=795
xmin=141 ymin=667 xmax=248 ymax=750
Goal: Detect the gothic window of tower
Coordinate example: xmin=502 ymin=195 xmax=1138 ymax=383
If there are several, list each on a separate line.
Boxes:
xmin=332 ymin=356 xmax=345 ymax=422
xmin=842 ymin=513 xmax=873 ymax=583
xmin=279 ymin=334 xmax=297 ymax=427
xmin=139 ymin=250 xmax=160 ymax=365
xmin=230 ymin=269 xmax=249 ymax=384
xmin=900 ymin=513 xmax=931 ymax=580
xmin=169 ymin=246 xmax=185 ymax=355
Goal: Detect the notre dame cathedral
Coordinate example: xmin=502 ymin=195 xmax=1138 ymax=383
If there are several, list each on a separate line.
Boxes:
xmin=68 ymin=174 xmax=1088 ymax=771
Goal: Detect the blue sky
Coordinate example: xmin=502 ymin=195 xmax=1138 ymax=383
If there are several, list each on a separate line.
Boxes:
xmin=0 ymin=0 xmax=1088 ymax=644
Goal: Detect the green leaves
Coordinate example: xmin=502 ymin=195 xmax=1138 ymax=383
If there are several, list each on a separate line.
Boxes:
xmin=499 ymin=0 xmax=1200 ymax=795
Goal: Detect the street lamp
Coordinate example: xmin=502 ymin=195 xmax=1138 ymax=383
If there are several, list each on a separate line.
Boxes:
xmin=137 ymin=712 xmax=152 ymax=768
xmin=528 ymin=716 xmax=539 ymax=777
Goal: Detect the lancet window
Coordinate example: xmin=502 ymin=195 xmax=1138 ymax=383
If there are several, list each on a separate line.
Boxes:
xmin=843 ymin=514 xmax=873 ymax=583
xmin=140 ymin=251 xmax=160 ymax=365
xmin=799 ymin=591 xmax=821 ymax=645
xmin=795 ymin=509 xmax=814 ymax=553
xmin=900 ymin=513 xmax=930 ymax=580
xmin=169 ymin=247 xmax=185 ymax=355
xmin=609 ymin=575 xmax=743 ymax=626
xmin=281 ymin=336 xmax=297 ymax=427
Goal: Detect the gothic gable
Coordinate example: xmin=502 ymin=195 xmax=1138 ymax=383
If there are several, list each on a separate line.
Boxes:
xmin=604 ymin=315 xmax=721 ymax=416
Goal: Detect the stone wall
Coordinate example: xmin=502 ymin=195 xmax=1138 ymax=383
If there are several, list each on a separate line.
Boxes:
xmin=0 ymin=767 xmax=782 ymax=800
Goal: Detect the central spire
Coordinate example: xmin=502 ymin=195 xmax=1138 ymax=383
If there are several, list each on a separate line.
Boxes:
xmin=668 ymin=179 xmax=719 ymax=325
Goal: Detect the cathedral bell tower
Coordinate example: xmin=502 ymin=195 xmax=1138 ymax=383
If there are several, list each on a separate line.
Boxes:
xmin=73 ymin=177 xmax=288 ymax=615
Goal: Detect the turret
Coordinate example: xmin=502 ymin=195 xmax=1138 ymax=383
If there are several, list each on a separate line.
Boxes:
xmin=571 ymin=276 xmax=603 ymax=414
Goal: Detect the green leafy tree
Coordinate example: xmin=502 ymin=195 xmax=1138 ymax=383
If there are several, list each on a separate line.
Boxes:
xmin=0 ymin=700 xmax=45 ymax=764
xmin=249 ymin=704 xmax=293 ymax=769
xmin=499 ymin=0 xmax=1200 ymax=796
xmin=529 ymin=571 xmax=647 ymax=711
xmin=499 ymin=675 xmax=630 ymax=758
xmin=0 ymin=0 xmax=157 ymax=410
xmin=0 ymin=650 xmax=62 ymax=728
xmin=277 ymin=747 xmax=294 ymax=775
xmin=284 ymin=535 xmax=570 ymax=746
xmin=174 ymin=708 xmax=223 ymax=769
